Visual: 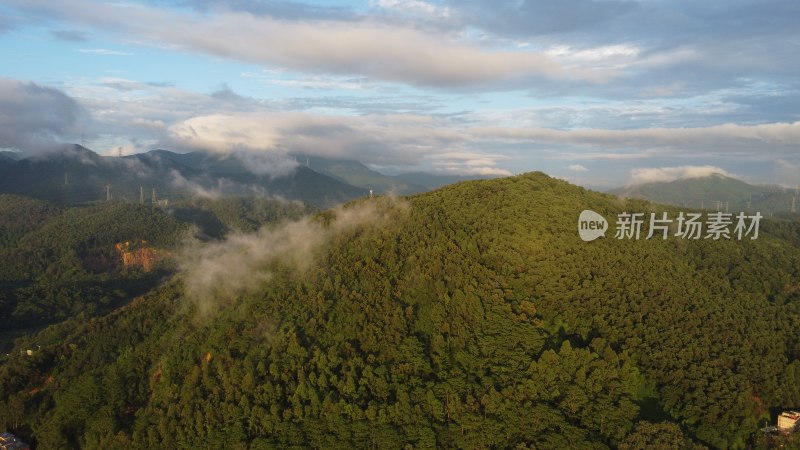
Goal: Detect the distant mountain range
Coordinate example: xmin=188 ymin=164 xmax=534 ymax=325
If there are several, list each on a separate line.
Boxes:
xmin=0 ymin=146 xmax=487 ymax=208
xmin=610 ymin=173 xmax=799 ymax=215
xmin=0 ymin=145 xmax=366 ymax=208
xmin=0 ymin=151 xmax=21 ymax=162
xmin=300 ymin=154 xmax=486 ymax=194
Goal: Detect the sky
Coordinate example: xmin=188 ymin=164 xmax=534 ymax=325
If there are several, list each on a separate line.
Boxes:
xmin=0 ymin=0 xmax=798 ymax=189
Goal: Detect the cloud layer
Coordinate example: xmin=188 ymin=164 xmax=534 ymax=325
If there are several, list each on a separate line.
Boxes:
xmin=2 ymin=73 xmax=798 ymax=180
xmin=0 ymin=78 xmax=85 ymax=153
xmin=629 ymin=165 xmax=732 ymax=185
xmin=1 ymin=0 xmax=798 ymax=185
xmin=6 ymin=0 xmax=606 ymax=88
xmin=168 ymin=113 xmax=459 ymax=161
xmin=473 ymin=121 xmax=800 ymax=153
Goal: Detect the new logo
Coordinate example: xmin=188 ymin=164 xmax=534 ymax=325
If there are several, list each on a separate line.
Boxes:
xmin=578 ymin=210 xmax=608 ymax=242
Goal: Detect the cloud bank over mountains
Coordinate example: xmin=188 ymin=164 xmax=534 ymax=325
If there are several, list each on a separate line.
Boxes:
xmin=0 ymin=78 xmax=86 ymax=154
xmin=0 ymin=0 xmax=798 ymax=185
xmin=629 ymin=165 xmax=732 ymax=185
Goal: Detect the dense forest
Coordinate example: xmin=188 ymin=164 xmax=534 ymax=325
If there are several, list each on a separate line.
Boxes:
xmin=1 ymin=173 xmax=800 ymax=449
xmin=0 ymin=195 xmax=309 ymax=348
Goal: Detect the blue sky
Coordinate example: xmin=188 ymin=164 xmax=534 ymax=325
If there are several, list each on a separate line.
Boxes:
xmin=0 ymin=0 xmax=798 ymax=188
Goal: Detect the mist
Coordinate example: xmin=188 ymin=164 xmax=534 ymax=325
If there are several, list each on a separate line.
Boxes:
xmin=178 ymin=196 xmax=407 ymax=317
xmin=168 ymin=169 xmax=224 ymax=199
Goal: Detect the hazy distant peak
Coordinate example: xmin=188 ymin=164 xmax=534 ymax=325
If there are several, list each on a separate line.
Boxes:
xmin=0 ymin=150 xmax=21 ymax=162
xmin=18 ymin=143 xmax=103 ymax=165
xmin=627 ymin=165 xmax=733 ymax=186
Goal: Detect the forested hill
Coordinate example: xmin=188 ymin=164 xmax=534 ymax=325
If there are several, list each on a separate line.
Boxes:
xmin=2 ymin=173 xmax=800 ymax=449
xmin=0 ymin=195 xmax=312 ymax=348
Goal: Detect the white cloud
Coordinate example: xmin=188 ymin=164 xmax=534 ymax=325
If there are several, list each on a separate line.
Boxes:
xmin=7 ymin=72 xmax=797 ymax=181
xmin=166 ymin=112 xmax=468 ymax=164
xmin=10 ymin=0 xmax=608 ymax=88
xmin=167 ymin=114 xmax=282 ymax=154
xmin=263 ymin=75 xmax=370 ymax=91
xmin=9 ymin=72 xmax=799 ymax=181
xmin=629 ymin=165 xmax=731 ymax=185
xmin=169 ymin=169 xmax=222 ymax=199
xmin=76 ymin=48 xmax=131 ymax=56
xmin=373 ymin=0 xmax=452 ymax=18
xmin=546 ymin=44 xmax=640 ymax=70
xmin=231 ymin=151 xmax=299 ymax=178
xmin=472 ymin=121 xmax=800 ymax=152
xmin=164 ymin=112 xmax=516 ymax=175
xmin=568 ymin=164 xmax=588 ymax=172
xmin=426 ymin=150 xmax=513 ymax=176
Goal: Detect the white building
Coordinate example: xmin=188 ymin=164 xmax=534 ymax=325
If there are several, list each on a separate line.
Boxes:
xmin=778 ymin=411 xmax=800 ymax=431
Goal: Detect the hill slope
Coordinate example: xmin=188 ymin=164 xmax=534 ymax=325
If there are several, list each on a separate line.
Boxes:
xmin=1 ymin=173 xmax=799 ymax=449
xmin=0 ymin=195 xmax=311 ymax=349
xmin=299 ymin=155 xmax=424 ymax=194
xmin=610 ymin=173 xmax=798 ymax=214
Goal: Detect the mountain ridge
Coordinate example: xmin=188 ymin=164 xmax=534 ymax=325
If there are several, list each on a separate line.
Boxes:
xmin=610 ymin=173 xmax=798 ymax=214
xmin=0 ymin=145 xmax=366 ymax=208
xmin=294 ymin=154 xmax=492 ymax=194
xmin=0 ymin=146 xmax=492 ymax=207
